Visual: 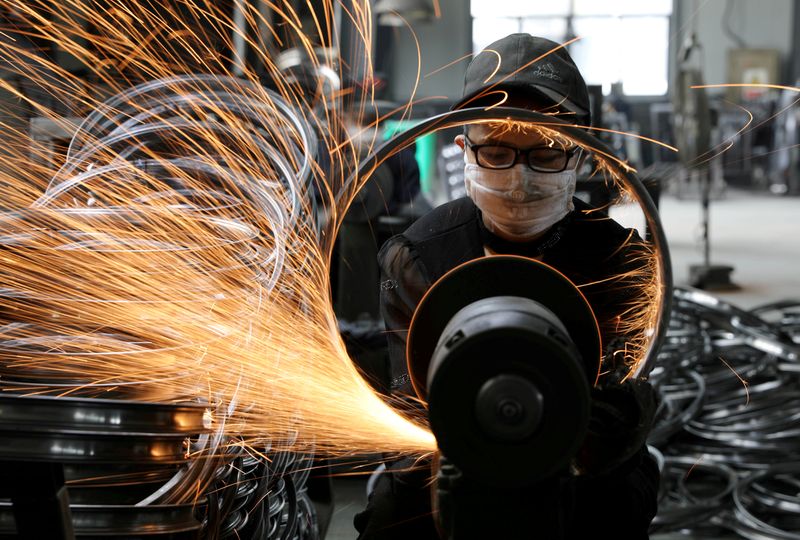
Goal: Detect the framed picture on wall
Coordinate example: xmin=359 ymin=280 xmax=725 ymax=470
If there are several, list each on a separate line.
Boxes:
xmin=727 ymin=48 xmax=781 ymax=102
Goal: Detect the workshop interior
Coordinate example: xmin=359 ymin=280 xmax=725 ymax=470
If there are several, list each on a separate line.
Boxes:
xmin=0 ymin=0 xmax=799 ymax=538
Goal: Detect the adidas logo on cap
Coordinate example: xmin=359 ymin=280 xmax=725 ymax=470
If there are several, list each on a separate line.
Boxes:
xmin=531 ymin=63 xmax=562 ymax=82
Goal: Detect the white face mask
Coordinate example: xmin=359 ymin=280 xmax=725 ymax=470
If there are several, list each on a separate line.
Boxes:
xmin=464 ymin=162 xmax=576 ymax=241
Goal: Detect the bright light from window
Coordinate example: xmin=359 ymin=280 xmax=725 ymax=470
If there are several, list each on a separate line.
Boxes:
xmin=470 ymin=1 xmax=672 ymax=96
xmin=573 ymin=0 xmax=672 ymax=16
xmin=471 ymin=0 xmax=570 ymax=17
xmin=473 ymin=18 xmax=520 ymax=52
xmin=520 ymin=18 xmax=568 ymax=44
xmin=570 ymin=16 xmax=669 ymax=95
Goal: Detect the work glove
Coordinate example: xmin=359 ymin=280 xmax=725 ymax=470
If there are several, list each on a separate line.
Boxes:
xmin=572 ymin=375 xmax=657 ymax=476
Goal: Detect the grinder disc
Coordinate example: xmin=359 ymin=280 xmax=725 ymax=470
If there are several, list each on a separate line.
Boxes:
xmin=407 ymin=255 xmax=603 ymax=486
xmin=407 ymin=255 xmax=602 ymax=401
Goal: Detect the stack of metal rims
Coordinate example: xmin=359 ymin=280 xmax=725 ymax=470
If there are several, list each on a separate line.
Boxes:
xmin=0 ymin=393 xmax=210 ymax=538
xmin=0 ymin=396 xmax=324 ymax=539
xmin=649 ymin=288 xmax=800 ymax=538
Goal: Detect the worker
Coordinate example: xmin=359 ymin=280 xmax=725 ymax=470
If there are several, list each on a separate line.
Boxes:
xmin=355 ymin=34 xmax=659 ymax=539
xmin=335 ymin=88 xmax=426 ymax=392
xmin=335 ymin=96 xmax=422 ymax=322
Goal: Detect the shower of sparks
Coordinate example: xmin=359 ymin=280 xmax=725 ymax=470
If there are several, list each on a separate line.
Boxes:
xmin=0 ymin=0 xmax=665 ymax=463
xmin=0 ymin=0 xmax=434 ymax=457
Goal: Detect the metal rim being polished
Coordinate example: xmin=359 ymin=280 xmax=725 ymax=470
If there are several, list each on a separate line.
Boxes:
xmin=351 ymin=107 xmax=672 ymax=378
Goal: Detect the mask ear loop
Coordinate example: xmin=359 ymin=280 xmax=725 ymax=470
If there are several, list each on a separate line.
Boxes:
xmin=572 ymin=147 xmax=589 ymax=171
xmin=572 ymin=148 xmax=595 ymax=177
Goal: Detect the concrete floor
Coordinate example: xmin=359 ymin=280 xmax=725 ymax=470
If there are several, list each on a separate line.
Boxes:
xmin=324 ymin=188 xmax=800 ymax=539
xmin=659 ymin=189 xmax=800 ymax=308
xmin=325 ymin=477 xmax=369 ymax=540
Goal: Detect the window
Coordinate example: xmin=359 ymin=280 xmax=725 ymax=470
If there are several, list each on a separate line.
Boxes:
xmin=471 ymin=0 xmax=672 ymax=96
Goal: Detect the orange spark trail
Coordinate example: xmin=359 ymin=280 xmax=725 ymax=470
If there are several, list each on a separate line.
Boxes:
xmin=692 ymin=83 xmax=800 ymax=93
xmin=685 ymin=456 xmax=704 ymax=480
xmin=687 ymin=101 xmax=753 ymax=168
xmin=719 ymin=357 xmax=751 ymax=406
xmin=685 ymin=83 xmax=800 ymax=167
xmin=0 ymin=0 xmax=435 ymax=458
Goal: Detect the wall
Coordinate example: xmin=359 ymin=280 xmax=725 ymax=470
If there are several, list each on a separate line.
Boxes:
xmin=674 ymin=0 xmax=795 ymax=94
xmin=384 ymin=0 xmax=797 ymax=102
xmin=386 ymin=0 xmax=472 ymax=108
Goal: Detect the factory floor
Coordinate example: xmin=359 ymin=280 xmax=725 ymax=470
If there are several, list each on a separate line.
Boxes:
xmin=323 ymin=188 xmax=800 ymax=539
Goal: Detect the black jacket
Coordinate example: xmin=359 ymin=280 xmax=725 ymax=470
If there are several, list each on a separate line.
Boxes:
xmin=378 ymin=196 xmax=650 ymax=394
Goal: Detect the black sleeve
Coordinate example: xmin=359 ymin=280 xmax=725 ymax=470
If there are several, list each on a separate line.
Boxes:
xmin=377 ymin=235 xmax=431 ymax=395
xmin=545 ymin=205 xmax=653 ymax=372
xmin=386 ymin=146 xmax=421 ymax=211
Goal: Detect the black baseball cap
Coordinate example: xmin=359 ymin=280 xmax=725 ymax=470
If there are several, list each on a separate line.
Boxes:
xmin=453 ymin=33 xmax=591 ymax=125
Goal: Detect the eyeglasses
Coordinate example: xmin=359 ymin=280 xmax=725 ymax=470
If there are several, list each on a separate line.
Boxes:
xmin=464 ymin=136 xmax=580 ymax=173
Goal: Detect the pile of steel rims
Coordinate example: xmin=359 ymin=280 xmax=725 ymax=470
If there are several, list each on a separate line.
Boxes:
xmin=0 ymin=394 xmax=208 ymax=538
xmin=0 ymin=395 xmax=322 ymax=539
xmin=650 ymin=287 xmax=800 ymax=538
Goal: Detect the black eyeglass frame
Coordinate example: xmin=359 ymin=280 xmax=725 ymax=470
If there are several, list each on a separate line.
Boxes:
xmin=463 ymin=135 xmax=581 ymax=173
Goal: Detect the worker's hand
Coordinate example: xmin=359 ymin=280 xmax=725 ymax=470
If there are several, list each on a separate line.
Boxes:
xmin=572 ymin=376 xmax=656 ymax=476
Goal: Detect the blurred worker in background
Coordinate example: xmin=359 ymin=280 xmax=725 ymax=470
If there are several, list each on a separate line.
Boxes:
xmin=335 ymin=86 xmax=427 ymax=393
xmin=356 ymin=34 xmax=658 ymax=539
xmin=274 ymin=55 xmax=425 ymax=382
xmin=335 ymin=94 xmax=422 ymax=322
